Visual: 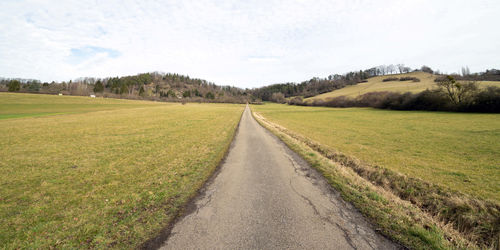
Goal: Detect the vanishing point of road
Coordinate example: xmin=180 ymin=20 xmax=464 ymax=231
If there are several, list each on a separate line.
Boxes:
xmin=160 ymin=106 xmax=398 ymax=249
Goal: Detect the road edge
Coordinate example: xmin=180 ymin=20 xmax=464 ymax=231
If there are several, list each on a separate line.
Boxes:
xmin=249 ymin=107 xmax=476 ymax=250
xmin=140 ymin=105 xmax=247 ymax=250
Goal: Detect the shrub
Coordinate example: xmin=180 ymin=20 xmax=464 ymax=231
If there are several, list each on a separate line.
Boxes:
xmin=324 ymin=96 xmax=356 ymax=107
xmin=399 ymin=77 xmax=420 ymax=82
xmin=271 ymin=92 xmax=286 ymax=103
xmin=467 ymin=86 xmax=500 ymax=113
xmin=288 ymin=96 xmax=304 ymax=106
xmin=356 ymin=92 xmax=392 ymax=108
xmin=303 ymin=87 xmax=499 ymax=113
xmin=311 ymin=98 xmax=325 ymax=106
xmin=382 ymin=77 xmax=399 ymax=82
xmin=434 ymin=76 xmax=448 ymax=83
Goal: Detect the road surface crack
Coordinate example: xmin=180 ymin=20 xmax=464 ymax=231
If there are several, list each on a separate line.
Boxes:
xmin=195 ymin=188 xmax=215 ymax=215
xmin=289 ymin=178 xmax=358 ymax=250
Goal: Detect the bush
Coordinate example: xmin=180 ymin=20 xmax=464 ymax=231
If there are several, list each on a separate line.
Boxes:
xmin=399 ymin=77 xmax=420 ymax=82
xmin=270 ymin=92 xmax=286 ymax=103
xmin=288 ymin=96 xmax=304 ymax=106
xmin=302 ymin=87 xmax=500 ymax=113
xmin=382 ymin=77 xmax=399 ymax=82
xmin=434 ymin=76 xmax=448 ymax=83
xmin=355 ymin=92 xmax=391 ymax=107
xmin=311 ymin=98 xmax=325 ymax=106
xmin=324 ymin=96 xmax=356 ymax=107
xmin=467 ymin=86 xmax=500 ymax=113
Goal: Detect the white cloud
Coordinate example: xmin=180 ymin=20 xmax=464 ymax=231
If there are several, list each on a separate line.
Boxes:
xmin=0 ymin=0 xmax=499 ymax=88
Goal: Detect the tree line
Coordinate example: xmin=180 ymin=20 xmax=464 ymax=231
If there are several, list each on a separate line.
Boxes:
xmin=2 ymin=65 xmax=499 ymax=111
xmin=2 ymin=64 xmax=413 ymax=103
xmin=0 ymin=72 xmax=250 ymax=104
xmin=288 ymin=75 xmax=500 ymax=113
xmin=251 ymin=64 xmax=420 ymax=101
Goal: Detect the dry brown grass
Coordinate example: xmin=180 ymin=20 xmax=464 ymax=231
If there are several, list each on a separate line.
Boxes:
xmin=306 ymin=72 xmax=500 ymax=101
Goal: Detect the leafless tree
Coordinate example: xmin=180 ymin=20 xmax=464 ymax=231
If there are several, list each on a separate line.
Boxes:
xmin=387 ymin=64 xmax=396 ymax=74
xmin=437 ymin=76 xmax=478 ymax=104
xmin=271 ymin=92 xmax=286 ymax=103
xmin=397 ymin=64 xmax=405 ymax=74
xmin=461 ymin=66 xmax=470 ymax=76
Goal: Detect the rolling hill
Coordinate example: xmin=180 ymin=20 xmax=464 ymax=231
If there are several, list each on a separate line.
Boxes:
xmin=306 ymin=71 xmax=500 ymax=102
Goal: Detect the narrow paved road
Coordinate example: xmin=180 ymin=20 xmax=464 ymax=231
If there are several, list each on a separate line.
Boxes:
xmin=161 ymin=106 xmax=397 ymax=249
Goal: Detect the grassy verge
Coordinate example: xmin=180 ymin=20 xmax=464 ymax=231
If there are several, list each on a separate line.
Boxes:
xmin=251 ymin=104 xmax=500 ymax=249
xmin=0 ymin=93 xmax=244 ymax=248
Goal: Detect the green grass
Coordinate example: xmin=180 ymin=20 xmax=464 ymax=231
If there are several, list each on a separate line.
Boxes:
xmin=0 ymin=93 xmax=244 ymax=248
xmin=252 ymin=103 xmax=500 ymax=202
xmin=306 ymin=71 xmax=500 ymax=101
xmin=0 ymin=92 xmax=161 ymax=119
xmin=252 ymin=109 xmax=460 ymax=249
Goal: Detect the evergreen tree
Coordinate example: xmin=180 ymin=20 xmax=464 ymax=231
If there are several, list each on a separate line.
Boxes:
xmin=93 ymin=80 xmax=104 ymax=93
xmin=7 ymin=80 xmax=21 ymax=92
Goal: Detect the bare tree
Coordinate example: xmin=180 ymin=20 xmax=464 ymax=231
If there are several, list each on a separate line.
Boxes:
xmin=461 ymin=66 xmax=470 ymax=76
xmin=437 ymin=75 xmax=478 ymax=105
xmin=397 ymin=64 xmax=405 ymax=74
xmin=271 ymin=92 xmax=286 ymax=103
xmin=387 ymin=64 xmax=396 ymax=74
xmin=377 ymin=65 xmax=387 ymax=75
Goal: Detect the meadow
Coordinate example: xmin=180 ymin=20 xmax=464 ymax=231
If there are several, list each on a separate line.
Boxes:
xmin=0 ymin=93 xmax=244 ymax=248
xmin=252 ymin=103 xmax=499 ymax=202
xmin=252 ymin=103 xmax=500 ymax=248
xmin=306 ymin=71 xmax=500 ymax=101
xmin=0 ymin=92 xmax=162 ymax=119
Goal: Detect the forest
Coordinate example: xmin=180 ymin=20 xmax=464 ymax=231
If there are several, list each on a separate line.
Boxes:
xmin=0 ymin=72 xmax=250 ymax=103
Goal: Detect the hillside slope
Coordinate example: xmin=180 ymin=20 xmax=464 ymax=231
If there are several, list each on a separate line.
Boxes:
xmin=306 ymin=72 xmax=500 ymax=101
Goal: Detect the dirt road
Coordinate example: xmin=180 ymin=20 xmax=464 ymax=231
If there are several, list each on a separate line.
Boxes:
xmin=160 ymin=106 xmax=397 ymax=249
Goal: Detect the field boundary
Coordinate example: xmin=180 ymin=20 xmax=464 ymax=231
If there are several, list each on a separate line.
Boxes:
xmin=140 ymin=105 xmax=246 ymax=249
xmin=251 ymin=109 xmax=500 ymax=249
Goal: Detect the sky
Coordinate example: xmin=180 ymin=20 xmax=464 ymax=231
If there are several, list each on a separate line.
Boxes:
xmin=0 ymin=0 xmax=499 ymax=88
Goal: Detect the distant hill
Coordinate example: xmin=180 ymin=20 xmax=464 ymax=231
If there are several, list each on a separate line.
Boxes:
xmin=0 ymin=72 xmax=249 ymax=103
xmin=306 ymin=72 xmax=500 ymax=102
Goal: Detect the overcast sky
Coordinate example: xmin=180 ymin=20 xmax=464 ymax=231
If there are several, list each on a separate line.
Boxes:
xmin=1 ymin=0 xmax=499 ymax=88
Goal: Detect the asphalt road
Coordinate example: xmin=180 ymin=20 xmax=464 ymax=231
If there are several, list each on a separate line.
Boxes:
xmin=160 ymin=105 xmax=397 ymax=249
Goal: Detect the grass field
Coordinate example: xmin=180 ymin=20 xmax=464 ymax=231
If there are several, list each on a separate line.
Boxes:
xmin=0 ymin=92 xmax=162 ymax=119
xmin=0 ymin=93 xmax=244 ymax=248
xmin=252 ymin=103 xmax=500 ymax=202
xmin=306 ymin=72 xmax=500 ymax=101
